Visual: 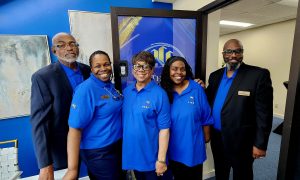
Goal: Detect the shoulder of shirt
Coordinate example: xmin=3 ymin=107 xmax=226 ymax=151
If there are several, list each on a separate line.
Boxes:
xmin=73 ymin=76 xmax=94 ymax=93
xmin=188 ymin=80 xmax=205 ymax=93
xmin=123 ymin=83 xmax=135 ymax=93
xmin=189 ymin=79 xmax=201 ymax=89
xmin=148 ymin=81 xmax=164 ymax=91
xmin=151 ymin=83 xmax=168 ymax=97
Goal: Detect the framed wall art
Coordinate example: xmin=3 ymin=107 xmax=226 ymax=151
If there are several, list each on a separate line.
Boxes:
xmin=0 ymin=35 xmax=51 ymax=119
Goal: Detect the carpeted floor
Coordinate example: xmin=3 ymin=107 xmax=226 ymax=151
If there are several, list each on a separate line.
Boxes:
xmin=207 ymin=117 xmax=282 ymax=180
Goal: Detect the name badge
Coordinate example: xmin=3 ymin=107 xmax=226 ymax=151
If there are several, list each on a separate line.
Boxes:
xmin=101 ymin=95 xmax=110 ymax=99
xmin=238 ymin=91 xmax=250 ymax=96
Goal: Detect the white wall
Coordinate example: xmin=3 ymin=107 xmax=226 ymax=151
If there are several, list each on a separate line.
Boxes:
xmin=219 ymin=19 xmax=296 ymax=117
xmin=173 ymin=0 xmax=215 ymax=10
xmin=206 ymin=10 xmax=221 ymax=83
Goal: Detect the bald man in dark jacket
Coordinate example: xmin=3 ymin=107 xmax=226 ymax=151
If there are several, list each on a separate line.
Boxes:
xmin=206 ymin=39 xmax=273 ymax=180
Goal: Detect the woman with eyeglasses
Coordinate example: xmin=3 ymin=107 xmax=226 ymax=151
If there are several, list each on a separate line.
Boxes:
xmin=160 ymin=56 xmax=214 ymax=180
xmin=122 ymin=51 xmax=172 ymax=180
xmin=63 ymin=50 xmax=123 ymax=180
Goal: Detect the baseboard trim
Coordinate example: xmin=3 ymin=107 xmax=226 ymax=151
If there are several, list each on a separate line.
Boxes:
xmin=273 ymin=113 xmax=284 ymax=119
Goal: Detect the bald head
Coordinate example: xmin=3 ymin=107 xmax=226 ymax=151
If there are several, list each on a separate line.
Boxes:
xmin=223 ymin=39 xmax=243 ymax=51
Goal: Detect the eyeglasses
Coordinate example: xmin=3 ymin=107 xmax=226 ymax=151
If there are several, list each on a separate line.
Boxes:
xmin=223 ymin=48 xmax=243 ymax=55
xmin=103 ymin=87 xmax=124 ymax=101
xmin=133 ymin=64 xmax=152 ymax=71
xmin=55 ymin=42 xmax=79 ymax=49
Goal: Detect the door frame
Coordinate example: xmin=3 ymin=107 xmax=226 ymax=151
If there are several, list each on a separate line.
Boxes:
xmin=277 ymin=1 xmax=300 ymax=179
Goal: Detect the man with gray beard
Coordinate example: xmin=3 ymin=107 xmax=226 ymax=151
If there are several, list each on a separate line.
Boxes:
xmin=206 ymin=39 xmax=273 ymax=180
xmin=30 ymin=32 xmax=90 ymax=180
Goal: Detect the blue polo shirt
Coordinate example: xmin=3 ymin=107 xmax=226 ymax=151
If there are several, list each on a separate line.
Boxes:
xmin=60 ymin=62 xmax=84 ymax=91
xmin=68 ymin=74 xmax=122 ymax=149
xmin=169 ymin=80 xmax=214 ymax=166
xmin=122 ymin=80 xmax=171 ymax=171
xmin=212 ymin=68 xmax=238 ymax=130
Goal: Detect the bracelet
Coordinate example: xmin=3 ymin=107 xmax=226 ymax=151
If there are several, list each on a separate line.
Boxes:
xmin=157 ymin=160 xmax=166 ymax=164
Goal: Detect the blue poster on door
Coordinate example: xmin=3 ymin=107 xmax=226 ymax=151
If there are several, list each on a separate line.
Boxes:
xmin=118 ymin=16 xmax=196 ymax=88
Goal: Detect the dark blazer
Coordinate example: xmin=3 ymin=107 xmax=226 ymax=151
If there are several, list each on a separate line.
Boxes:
xmin=206 ymin=63 xmax=273 ymax=159
xmin=30 ymin=61 xmax=90 ymax=169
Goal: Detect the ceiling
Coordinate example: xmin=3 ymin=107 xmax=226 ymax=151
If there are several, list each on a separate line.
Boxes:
xmin=220 ymin=0 xmax=299 ymax=35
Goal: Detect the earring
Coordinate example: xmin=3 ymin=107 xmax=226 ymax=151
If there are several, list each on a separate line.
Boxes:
xmin=110 ymin=73 xmax=114 ymax=81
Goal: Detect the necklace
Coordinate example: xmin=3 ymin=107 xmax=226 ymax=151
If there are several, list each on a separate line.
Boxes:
xmin=103 ymin=87 xmax=124 ymax=101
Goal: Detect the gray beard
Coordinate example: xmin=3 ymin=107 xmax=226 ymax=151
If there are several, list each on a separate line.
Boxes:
xmin=226 ymin=62 xmax=241 ymax=71
xmin=60 ymin=57 xmax=77 ymax=63
xmin=63 ymin=57 xmax=77 ymax=63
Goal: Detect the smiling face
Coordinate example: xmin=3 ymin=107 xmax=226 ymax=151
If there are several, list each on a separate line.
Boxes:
xmin=52 ymin=33 xmax=79 ymax=65
xmin=222 ymin=39 xmax=244 ymax=71
xmin=132 ymin=60 xmax=153 ymax=85
xmin=91 ymin=54 xmax=112 ymax=82
xmin=169 ymin=60 xmax=186 ymax=85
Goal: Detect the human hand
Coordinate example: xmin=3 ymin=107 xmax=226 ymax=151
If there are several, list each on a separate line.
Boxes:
xmin=39 ymin=165 xmax=54 ymax=180
xmin=155 ymin=160 xmax=167 ymax=176
xmin=62 ymin=169 xmax=78 ymax=180
xmin=194 ymin=79 xmax=206 ymax=88
xmin=204 ymin=134 xmax=210 ymax=143
xmin=203 ymin=126 xmax=210 ymax=143
xmin=252 ymin=146 xmax=266 ymax=159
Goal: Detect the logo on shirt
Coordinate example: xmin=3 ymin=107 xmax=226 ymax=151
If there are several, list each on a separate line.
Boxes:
xmin=187 ymin=96 xmax=195 ymax=104
xmin=71 ymin=103 xmax=77 ymax=109
xmin=101 ymin=95 xmax=110 ymax=99
xmin=142 ymin=100 xmax=151 ymax=109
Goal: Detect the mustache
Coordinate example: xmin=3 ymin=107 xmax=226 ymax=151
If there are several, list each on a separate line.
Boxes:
xmin=224 ymin=57 xmax=242 ymax=62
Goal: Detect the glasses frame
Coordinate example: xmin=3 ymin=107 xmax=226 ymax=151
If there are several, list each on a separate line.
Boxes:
xmin=133 ymin=64 xmax=152 ymax=71
xmin=55 ymin=42 xmax=79 ymax=49
xmin=223 ymin=48 xmax=244 ymax=55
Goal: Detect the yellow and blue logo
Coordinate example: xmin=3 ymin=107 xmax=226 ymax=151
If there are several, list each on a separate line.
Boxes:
xmin=144 ymin=42 xmax=184 ymax=67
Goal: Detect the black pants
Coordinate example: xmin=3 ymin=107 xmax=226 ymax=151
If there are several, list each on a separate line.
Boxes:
xmin=80 ymin=139 xmax=123 ymax=180
xmin=134 ymin=168 xmax=173 ymax=180
xmin=169 ymin=160 xmax=202 ymax=180
xmin=211 ymin=129 xmax=254 ymax=180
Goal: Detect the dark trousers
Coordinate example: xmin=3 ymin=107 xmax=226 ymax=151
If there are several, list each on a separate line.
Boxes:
xmin=169 ymin=160 xmax=202 ymax=180
xmin=211 ymin=129 xmax=254 ymax=180
xmin=134 ymin=168 xmax=173 ymax=180
xmin=80 ymin=139 xmax=123 ymax=180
